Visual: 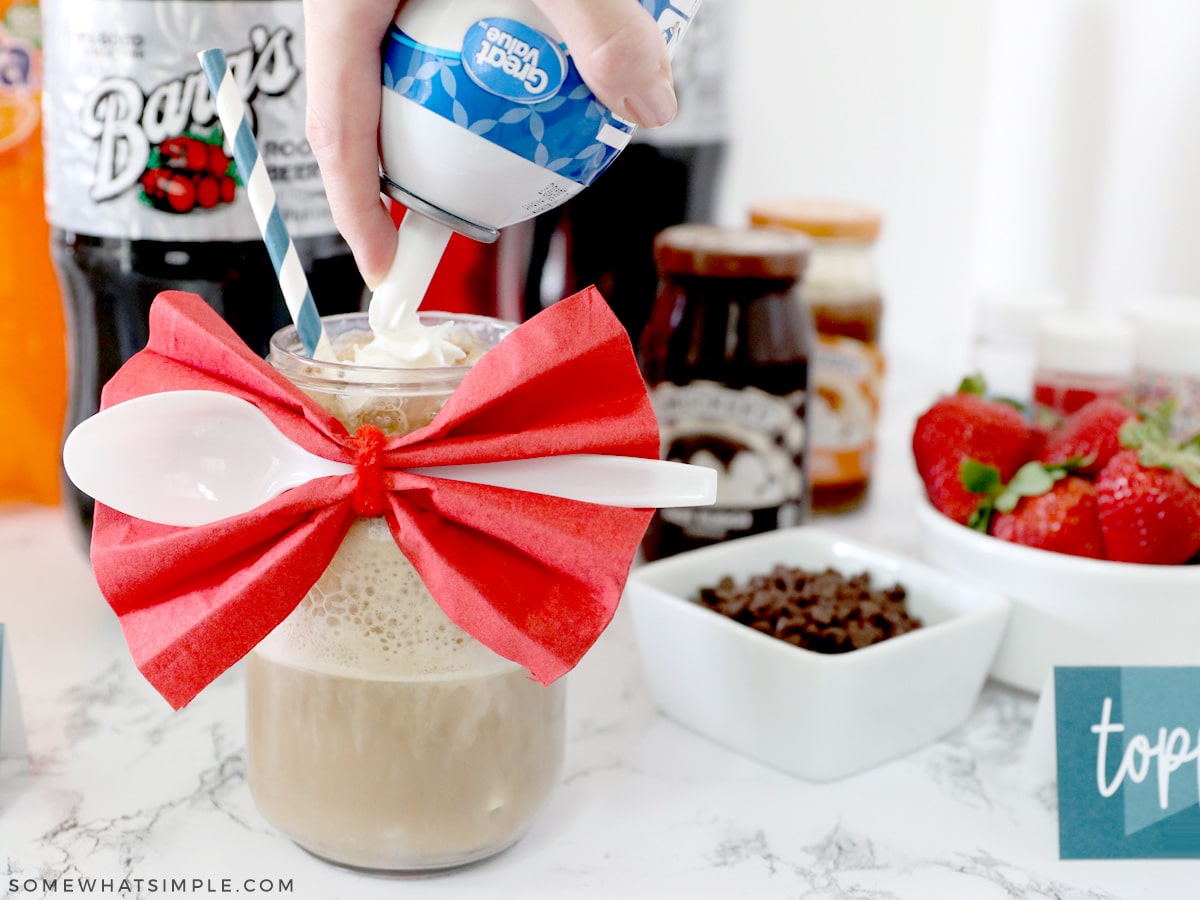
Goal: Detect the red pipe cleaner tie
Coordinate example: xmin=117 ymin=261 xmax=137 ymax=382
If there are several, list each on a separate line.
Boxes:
xmin=351 ymin=424 xmax=388 ymax=518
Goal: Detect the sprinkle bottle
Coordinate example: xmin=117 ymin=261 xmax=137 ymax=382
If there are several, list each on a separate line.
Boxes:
xmin=1128 ymin=295 xmax=1200 ymax=441
xmin=1032 ymin=312 xmax=1134 ymax=425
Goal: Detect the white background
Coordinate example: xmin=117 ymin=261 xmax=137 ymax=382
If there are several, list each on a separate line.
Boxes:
xmin=715 ymin=0 xmax=1200 ymax=387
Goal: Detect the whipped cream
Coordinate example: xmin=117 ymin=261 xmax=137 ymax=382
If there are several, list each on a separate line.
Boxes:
xmin=353 ymin=211 xmax=461 ymax=367
xmin=358 ymin=280 xmax=466 ymax=367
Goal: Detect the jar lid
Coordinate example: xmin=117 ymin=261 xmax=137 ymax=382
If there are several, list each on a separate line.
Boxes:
xmin=654 ymin=224 xmax=811 ymax=279
xmin=1035 ymin=312 xmax=1134 ymax=377
xmin=1127 ymin=294 xmax=1200 ymax=376
xmin=748 ymin=198 xmax=883 ymax=242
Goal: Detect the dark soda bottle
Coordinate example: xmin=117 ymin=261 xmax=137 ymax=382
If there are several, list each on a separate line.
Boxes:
xmin=513 ymin=0 xmax=729 ymax=346
xmin=41 ymin=0 xmax=365 ymax=539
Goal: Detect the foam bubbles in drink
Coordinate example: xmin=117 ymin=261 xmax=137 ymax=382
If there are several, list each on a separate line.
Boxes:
xmin=247 ymin=518 xmax=564 ymax=870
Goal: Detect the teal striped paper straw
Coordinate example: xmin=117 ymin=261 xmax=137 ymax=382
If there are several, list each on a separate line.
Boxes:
xmin=198 ymin=48 xmax=329 ymax=358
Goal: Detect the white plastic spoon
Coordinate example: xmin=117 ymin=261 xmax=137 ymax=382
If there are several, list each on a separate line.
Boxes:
xmin=63 ymin=391 xmax=716 ymax=527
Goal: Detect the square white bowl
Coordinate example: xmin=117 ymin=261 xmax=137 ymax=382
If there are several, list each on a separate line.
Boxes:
xmin=625 ymin=526 xmax=1011 ymax=782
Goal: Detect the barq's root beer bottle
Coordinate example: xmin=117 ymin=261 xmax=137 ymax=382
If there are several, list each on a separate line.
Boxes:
xmin=639 ymin=225 xmax=814 ymax=561
xmin=42 ymin=0 xmax=365 ymax=538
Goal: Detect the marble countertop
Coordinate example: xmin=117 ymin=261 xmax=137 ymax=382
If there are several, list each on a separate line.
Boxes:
xmin=1 ymin=395 xmax=1194 ymax=898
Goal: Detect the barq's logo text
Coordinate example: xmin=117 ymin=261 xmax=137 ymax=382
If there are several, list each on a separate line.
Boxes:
xmin=80 ymin=25 xmax=299 ymax=203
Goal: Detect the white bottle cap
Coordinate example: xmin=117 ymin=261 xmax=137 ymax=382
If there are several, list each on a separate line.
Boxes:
xmin=1127 ymin=295 xmax=1200 ymax=376
xmin=1035 ymin=311 xmax=1134 ymax=377
xmin=974 ymin=289 xmax=1068 ymax=347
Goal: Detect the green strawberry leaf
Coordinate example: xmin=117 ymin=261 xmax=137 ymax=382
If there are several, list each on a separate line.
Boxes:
xmin=1145 ymin=399 xmax=1177 ymax=434
xmin=1039 ymin=453 xmax=1095 ymax=472
xmin=1121 ymin=419 xmax=1153 ymax=450
xmin=968 ymin=502 xmax=993 ymax=534
xmin=961 ymin=459 xmax=1002 ymax=495
xmin=1133 ymin=439 xmax=1200 ymax=485
xmin=1035 ymin=405 xmax=1063 ymax=431
xmin=957 ymin=373 xmax=987 ymax=397
xmin=960 ymin=458 xmax=1008 ymax=535
xmin=960 ymin=458 xmax=1004 ymax=534
xmin=993 ymin=461 xmax=1067 ymax=513
xmin=1181 ymin=456 xmax=1200 ymax=489
xmin=1125 ymin=401 xmax=1176 ymax=449
xmin=1123 ymin=401 xmax=1200 ymax=482
xmin=1138 ymin=442 xmax=1176 ymax=470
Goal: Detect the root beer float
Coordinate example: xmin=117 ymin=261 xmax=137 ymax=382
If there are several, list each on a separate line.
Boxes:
xmin=248 ymin=313 xmax=565 ymax=870
xmin=67 ymin=291 xmax=669 ymax=873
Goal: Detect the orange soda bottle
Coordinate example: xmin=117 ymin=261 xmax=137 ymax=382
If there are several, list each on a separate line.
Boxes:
xmin=0 ymin=0 xmax=66 ymax=505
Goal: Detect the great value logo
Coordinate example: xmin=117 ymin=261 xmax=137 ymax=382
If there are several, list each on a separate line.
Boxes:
xmin=462 ymin=18 xmax=566 ymax=104
xmin=80 ymin=25 xmax=299 ymax=203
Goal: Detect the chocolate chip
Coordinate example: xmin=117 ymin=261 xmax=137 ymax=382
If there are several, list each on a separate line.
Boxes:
xmin=693 ymin=565 xmax=921 ymax=654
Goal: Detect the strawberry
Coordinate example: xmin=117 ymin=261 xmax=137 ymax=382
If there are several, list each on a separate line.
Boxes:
xmin=1094 ymin=411 xmax=1200 ymax=564
xmin=990 ymin=474 xmax=1104 ymax=559
xmin=1027 ymin=423 xmax=1051 ymax=462
xmin=913 ymin=376 xmax=1036 ymax=524
xmin=1096 ymin=450 xmax=1200 ymax=564
xmin=1039 ymin=397 xmax=1136 ymax=476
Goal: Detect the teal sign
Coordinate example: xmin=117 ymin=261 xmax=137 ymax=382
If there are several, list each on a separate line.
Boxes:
xmin=1056 ymin=667 xmax=1200 ymax=858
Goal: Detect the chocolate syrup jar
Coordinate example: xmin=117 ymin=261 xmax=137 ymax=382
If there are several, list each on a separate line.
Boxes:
xmin=639 ymin=225 xmax=814 ymax=561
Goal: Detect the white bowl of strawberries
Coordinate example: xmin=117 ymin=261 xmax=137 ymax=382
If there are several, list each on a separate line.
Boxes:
xmin=913 ymin=379 xmax=1200 ymax=693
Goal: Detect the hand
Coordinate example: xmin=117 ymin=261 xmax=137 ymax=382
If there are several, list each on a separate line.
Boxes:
xmin=303 ymin=0 xmax=678 ymax=289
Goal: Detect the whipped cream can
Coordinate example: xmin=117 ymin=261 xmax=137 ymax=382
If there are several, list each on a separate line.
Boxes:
xmin=379 ymin=0 xmax=701 ymax=242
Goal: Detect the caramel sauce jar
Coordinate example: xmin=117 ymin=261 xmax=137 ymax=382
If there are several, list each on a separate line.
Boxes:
xmin=750 ymin=200 xmax=885 ymax=514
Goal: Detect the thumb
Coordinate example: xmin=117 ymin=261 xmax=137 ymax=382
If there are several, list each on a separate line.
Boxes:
xmin=531 ymin=0 xmax=678 ymax=127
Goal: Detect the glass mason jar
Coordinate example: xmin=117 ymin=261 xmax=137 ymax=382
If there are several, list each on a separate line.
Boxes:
xmin=246 ymin=312 xmax=566 ymax=872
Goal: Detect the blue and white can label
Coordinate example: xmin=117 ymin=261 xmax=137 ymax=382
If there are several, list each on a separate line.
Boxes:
xmin=381 ymin=0 xmax=697 ymax=189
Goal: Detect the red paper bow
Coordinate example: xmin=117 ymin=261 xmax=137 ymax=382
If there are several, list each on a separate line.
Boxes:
xmin=91 ymin=290 xmax=659 ymax=709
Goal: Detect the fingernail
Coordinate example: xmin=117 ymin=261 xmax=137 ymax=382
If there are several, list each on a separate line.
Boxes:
xmin=626 ymin=78 xmax=678 ymax=128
